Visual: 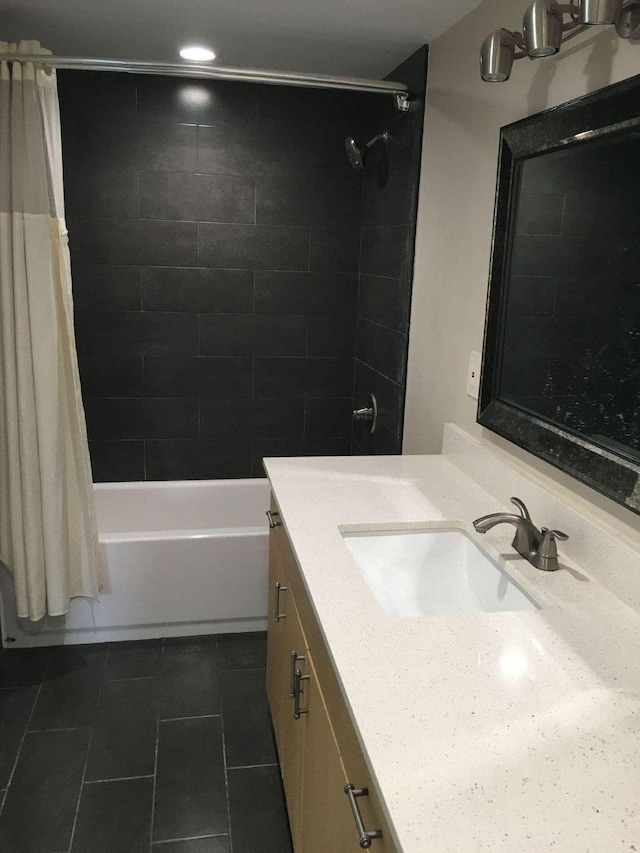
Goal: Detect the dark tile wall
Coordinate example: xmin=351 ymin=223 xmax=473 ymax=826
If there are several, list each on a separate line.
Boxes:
xmin=61 ymin=52 xmax=427 ymax=480
xmin=503 ymin=135 xmax=640 ymax=457
xmin=60 ymin=72 xmax=369 ymax=480
xmin=352 ymin=47 xmax=428 ymax=455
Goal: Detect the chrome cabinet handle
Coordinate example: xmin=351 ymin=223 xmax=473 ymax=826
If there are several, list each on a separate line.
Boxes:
xmin=266 ymin=510 xmax=282 ymax=529
xmin=289 ymin=650 xmax=305 ymax=698
xmin=292 ymin=669 xmax=309 ymax=720
xmin=274 ymin=581 xmax=287 ymax=622
xmin=344 ymin=785 xmax=383 ymax=849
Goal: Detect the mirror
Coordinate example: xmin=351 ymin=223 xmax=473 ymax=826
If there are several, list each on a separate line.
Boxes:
xmin=479 ymin=74 xmax=640 ymax=514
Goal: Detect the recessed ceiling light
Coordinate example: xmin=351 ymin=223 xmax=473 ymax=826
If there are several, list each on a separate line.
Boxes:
xmin=179 ymin=46 xmax=216 ymax=62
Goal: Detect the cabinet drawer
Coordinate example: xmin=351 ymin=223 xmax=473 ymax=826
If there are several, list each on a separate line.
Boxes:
xmin=269 ymin=495 xmax=298 ymax=571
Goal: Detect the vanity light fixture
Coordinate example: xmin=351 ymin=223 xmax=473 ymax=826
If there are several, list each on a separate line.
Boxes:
xmin=480 ymin=0 xmax=639 ymax=81
xmin=616 ymin=3 xmax=640 ymax=35
xmin=523 ymin=0 xmax=567 ymax=56
xmin=580 ymin=0 xmax=624 ymax=22
xmin=179 ymin=46 xmax=216 ymax=62
xmin=480 ymin=29 xmax=527 ymax=81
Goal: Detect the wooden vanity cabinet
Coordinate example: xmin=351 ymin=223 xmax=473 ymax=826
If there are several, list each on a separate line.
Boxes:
xmin=266 ymin=497 xmax=398 ymax=853
xmin=299 ymin=654 xmax=375 ymax=853
xmin=266 ymin=532 xmax=307 ymax=847
xmin=266 ymin=534 xmax=293 ymax=742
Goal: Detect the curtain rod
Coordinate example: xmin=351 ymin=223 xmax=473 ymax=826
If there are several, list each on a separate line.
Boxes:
xmin=0 ymin=54 xmax=409 ymax=98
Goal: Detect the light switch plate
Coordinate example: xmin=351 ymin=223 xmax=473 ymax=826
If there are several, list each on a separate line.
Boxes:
xmin=467 ymin=351 xmax=481 ymax=400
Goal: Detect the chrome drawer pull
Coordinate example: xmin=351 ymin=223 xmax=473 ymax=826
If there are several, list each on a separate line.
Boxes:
xmin=292 ymin=669 xmax=309 ymax=720
xmin=266 ymin=510 xmax=282 ymax=529
xmin=274 ymin=581 xmax=287 ymax=622
xmin=289 ymin=650 xmax=305 ymax=698
xmin=344 ymin=784 xmax=383 ymax=849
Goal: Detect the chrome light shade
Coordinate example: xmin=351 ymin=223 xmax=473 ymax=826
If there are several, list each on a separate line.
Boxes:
xmin=580 ymin=0 xmax=624 ymax=24
xmin=480 ymin=29 xmax=516 ymax=81
xmin=523 ymin=0 xmax=563 ymax=56
xmin=616 ymin=4 xmax=640 ymax=37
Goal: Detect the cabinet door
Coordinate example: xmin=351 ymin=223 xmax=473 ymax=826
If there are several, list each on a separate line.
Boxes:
xmin=339 ymin=739 xmax=395 ymax=853
xmin=266 ymin=532 xmax=308 ymax=849
xmin=267 ymin=509 xmax=396 ymax=853
xmin=300 ymin=654 xmax=360 ymax=853
xmin=279 ymin=591 xmax=308 ymax=849
xmin=266 ymin=534 xmax=289 ymax=737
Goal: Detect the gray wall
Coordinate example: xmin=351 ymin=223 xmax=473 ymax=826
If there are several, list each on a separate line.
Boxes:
xmin=404 ymin=0 xmax=640 ymax=544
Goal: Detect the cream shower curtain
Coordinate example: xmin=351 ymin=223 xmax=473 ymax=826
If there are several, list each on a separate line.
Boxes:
xmin=0 ymin=40 xmax=101 ymax=621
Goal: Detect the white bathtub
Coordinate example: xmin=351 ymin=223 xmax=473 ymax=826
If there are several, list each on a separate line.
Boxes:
xmin=0 ymin=479 xmax=271 ymax=648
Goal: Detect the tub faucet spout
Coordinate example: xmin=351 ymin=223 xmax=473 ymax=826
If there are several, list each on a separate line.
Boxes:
xmin=473 ymin=497 xmax=568 ymax=572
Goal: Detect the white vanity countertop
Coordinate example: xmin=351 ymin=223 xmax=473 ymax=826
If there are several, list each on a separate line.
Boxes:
xmin=263 ymin=453 xmax=640 ymax=853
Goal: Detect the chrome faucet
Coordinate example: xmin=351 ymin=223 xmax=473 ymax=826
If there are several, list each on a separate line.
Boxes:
xmin=473 ymin=497 xmax=568 ymax=572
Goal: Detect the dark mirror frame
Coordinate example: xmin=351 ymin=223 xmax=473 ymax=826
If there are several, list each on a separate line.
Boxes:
xmin=478 ymin=74 xmax=640 ymax=515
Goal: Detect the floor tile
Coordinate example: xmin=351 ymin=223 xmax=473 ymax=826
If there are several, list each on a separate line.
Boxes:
xmin=161 ymin=639 xmax=220 ymax=719
xmin=220 ymin=669 xmax=276 ymax=767
xmin=29 ymin=674 xmax=99 ymax=731
xmin=28 ymin=645 xmax=109 ymax=731
xmin=152 ymin=837 xmax=230 ymax=852
xmin=45 ymin=644 xmax=107 ymax=684
xmin=0 ymin=634 xmax=292 ymax=853
xmin=153 ymin=717 xmax=228 ymax=842
xmin=71 ymin=776 xmax=153 ymax=853
xmin=85 ymin=677 xmax=159 ymax=780
xmin=105 ymin=639 xmax=163 ymax=680
xmin=217 ymin=632 xmax=267 ymax=671
xmin=0 ymin=687 xmax=38 ymax=787
xmin=0 ymin=647 xmax=51 ymax=689
xmin=0 ymin=728 xmax=90 ymax=853
xmin=228 ymin=765 xmax=293 ymax=853
xmin=163 ymin=635 xmax=218 ymax=652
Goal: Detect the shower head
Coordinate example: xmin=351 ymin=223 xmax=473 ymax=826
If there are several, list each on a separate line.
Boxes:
xmin=344 ymin=131 xmax=389 ymax=171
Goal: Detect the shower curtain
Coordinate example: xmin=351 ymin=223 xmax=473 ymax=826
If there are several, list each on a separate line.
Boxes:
xmin=0 ymin=40 xmax=102 ymax=621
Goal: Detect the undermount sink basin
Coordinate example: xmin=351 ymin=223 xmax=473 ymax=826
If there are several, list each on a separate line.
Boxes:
xmin=342 ymin=528 xmax=538 ymax=616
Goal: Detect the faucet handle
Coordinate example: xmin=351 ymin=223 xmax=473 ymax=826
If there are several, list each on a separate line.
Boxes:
xmin=533 ymin=528 xmax=569 ymax=571
xmin=539 ymin=527 xmax=569 ymax=555
xmin=510 ymin=497 xmax=532 ymax=522
xmin=542 ymin=528 xmax=568 ymax=542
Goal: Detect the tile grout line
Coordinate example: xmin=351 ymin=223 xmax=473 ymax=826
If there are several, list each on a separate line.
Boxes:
xmin=28 ymin=726 xmax=93 ymax=734
xmin=253 ymin=177 xmax=257 ymax=226
xmin=65 ymin=649 xmax=109 ymax=849
xmin=104 ymin=674 xmax=158 ymax=683
xmin=219 ymin=665 xmax=267 ymax=673
xmin=148 ymin=639 xmax=163 ymax=851
xmin=66 ymin=689 xmax=98 ymax=853
xmin=160 ymin=713 xmax=222 ymax=722
xmin=227 ymin=762 xmax=278 ymax=770
xmin=152 ymin=833 xmax=230 ymax=846
xmin=218 ymin=639 xmax=234 ymax=853
xmin=0 ymin=674 xmax=46 ymax=818
xmin=84 ymin=773 xmax=155 ymax=785
xmin=103 ymin=644 xmax=112 ymax=681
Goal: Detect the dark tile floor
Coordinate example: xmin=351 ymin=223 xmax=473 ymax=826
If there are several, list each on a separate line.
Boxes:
xmin=0 ymin=632 xmax=293 ymax=853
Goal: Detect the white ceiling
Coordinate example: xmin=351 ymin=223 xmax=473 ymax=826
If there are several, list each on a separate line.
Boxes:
xmin=4 ymin=0 xmax=481 ymax=79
